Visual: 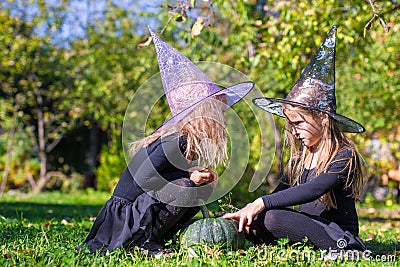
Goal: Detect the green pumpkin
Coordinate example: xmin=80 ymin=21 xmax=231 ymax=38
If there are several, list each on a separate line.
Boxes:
xmin=180 ymin=205 xmax=245 ymax=249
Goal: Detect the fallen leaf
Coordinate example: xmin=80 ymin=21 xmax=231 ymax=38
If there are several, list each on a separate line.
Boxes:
xmin=187 ymin=247 xmax=197 ymax=259
xmin=3 ymin=253 xmax=17 ymax=259
xmin=365 ymin=234 xmax=375 ymax=241
xmin=364 ymin=16 xmax=375 ymax=37
xmin=237 ymin=249 xmax=247 ymax=256
xmin=14 ymin=249 xmax=35 ymax=254
xmin=137 ymin=36 xmax=152 ymax=48
xmin=42 ymin=219 xmax=54 ymax=228
xmin=192 ymin=16 xmax=205 ymax=37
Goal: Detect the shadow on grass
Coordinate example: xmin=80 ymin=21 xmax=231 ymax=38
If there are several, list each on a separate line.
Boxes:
xmin=364 ymin=239 xmax=400 ymax=255
xmin=358 ymin=216 xmax=400 ymax=223
xmin=0 ymin=202 xmax=103 ymax=222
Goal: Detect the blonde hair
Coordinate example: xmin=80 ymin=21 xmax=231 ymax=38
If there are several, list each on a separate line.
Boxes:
xmin=129 ymin=97 xmax=227 ymax=169
xmin=283 ymin=106 xmax=364 ymax=209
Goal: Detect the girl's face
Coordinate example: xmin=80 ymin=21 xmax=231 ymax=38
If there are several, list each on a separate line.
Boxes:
xmin=283 ymin=107 xmax=327 ymax=149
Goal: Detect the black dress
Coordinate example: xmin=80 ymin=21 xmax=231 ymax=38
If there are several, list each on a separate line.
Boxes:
xmin=79 ymin=133 xmax=207 ymax=254
xmin=248 ymin=148 xmax=367 ymax=250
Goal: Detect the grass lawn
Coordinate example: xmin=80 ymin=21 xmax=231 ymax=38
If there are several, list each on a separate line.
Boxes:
xmin=0 ymin=190 xmax=399 ymax=266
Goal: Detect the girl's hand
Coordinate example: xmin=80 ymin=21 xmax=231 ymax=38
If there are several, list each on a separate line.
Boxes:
xmin=189 ymin=167 xmax=218 ymax=187
xmin=223 ymin=198 xmax=265 ymax=233
xmin=205 ymin=168 xmax=218 ymax=188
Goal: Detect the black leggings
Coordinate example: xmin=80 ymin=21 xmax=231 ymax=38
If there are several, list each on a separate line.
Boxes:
xmin=246 ymin=208 xmax=363 ymax=250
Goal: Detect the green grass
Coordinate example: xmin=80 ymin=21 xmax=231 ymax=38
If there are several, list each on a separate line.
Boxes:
xmin=0 ymin=191 xmax=399 ymax=266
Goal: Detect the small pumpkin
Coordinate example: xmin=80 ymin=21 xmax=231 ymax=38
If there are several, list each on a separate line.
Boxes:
xmin=180 ymin=204 xmax=245 ymax=249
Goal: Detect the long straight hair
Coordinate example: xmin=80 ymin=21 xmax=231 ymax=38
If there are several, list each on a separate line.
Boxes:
xmin=284 ymin=107 xmax=364 ymax=209
xmin=129 ymin=98 xmax=227 ymax=169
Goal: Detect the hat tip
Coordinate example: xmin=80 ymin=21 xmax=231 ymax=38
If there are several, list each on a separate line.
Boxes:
xmin=148 ymin=26 xmax=156 ymax=36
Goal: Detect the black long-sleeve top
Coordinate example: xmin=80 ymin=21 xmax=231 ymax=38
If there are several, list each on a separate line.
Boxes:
xmin=261 ymin=148 xmax=360 ymax=234
xmin=113 ymin=133 xmax=193 ymax=202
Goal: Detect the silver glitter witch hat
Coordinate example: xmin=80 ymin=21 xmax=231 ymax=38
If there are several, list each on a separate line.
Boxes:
xmin=253 ymin=25 xmax=364 ymax=133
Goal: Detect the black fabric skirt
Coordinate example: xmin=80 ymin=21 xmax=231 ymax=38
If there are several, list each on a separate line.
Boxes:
xmin=79 ymin=194 xmax=159 ymax=254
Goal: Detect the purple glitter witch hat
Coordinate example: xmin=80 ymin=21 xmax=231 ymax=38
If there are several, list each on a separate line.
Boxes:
xmin=253 ymin=25 xmax=364 ymax=133
xmin=149 ymin=27 xmax=254 ymax=131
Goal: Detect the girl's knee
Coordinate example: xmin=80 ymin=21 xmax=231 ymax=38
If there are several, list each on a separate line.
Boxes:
xmin=172 ymin=178 xmax=195 ymax=188
xmin=264 ymin=209 xmax=285 ymax=231
xmin=157 ymin=178 xmax=197 ymax=206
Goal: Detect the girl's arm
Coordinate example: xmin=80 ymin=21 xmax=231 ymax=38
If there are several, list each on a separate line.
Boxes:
xmin=223 ymin=171 xmax=342 ymax=232
xmin=224 ymin=149 xmax=353 ymax=232
xmin=262 ymin=148 xmax=353 ymax=208
xmin=134 ymin=135 xmax=190 ymax=190
xmin=261 ymin=172 xmax=341 ymax=208
xmin=271 ymin=175 xmax=290 ymax=193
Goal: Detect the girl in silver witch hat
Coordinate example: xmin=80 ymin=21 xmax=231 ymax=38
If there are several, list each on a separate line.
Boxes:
xmin=224 ymin=25 xmax=367 ymax=252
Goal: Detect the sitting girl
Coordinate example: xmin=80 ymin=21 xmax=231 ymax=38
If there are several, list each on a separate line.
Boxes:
xmin=77 ymin=28 xmax=253 ymax=257
xmin=224 ymin=25 xmax=367 ymax=251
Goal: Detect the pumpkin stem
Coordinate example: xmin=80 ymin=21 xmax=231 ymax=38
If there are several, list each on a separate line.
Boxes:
xmin=198 ymin=199 xmax=211 ymax=218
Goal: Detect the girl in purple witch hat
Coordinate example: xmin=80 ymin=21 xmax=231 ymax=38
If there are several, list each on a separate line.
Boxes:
xmin=224 ymin=25 xmax=367 ymax=253
xmin=77 ymin=28 xmax=254 ymax=257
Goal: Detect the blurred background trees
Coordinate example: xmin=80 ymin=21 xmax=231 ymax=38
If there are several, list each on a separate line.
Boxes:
xmin=0 ymin=0 xmax=399 ymax=204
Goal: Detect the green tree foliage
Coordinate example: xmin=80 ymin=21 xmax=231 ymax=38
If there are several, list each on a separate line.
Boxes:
xmin=0 ymin=1 xmax=159 ymax=193
xmin=0 ymin=0 xmax=399 ymax=203
xmin=156 ymin=0 xmax=399 ymax=201
xmin=65 ymin=2 xmax=160 ymax=191
xmin=0 ymin=8 xmax=78 ymax=192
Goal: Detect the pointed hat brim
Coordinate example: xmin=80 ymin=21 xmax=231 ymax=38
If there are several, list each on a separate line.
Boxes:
xmin=252 ymin=97 xmax=365 ymax=133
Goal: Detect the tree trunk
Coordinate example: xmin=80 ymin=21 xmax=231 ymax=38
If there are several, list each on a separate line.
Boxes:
xmin=33 ymin=89 xmax=48 ymax=193
xmin=84 ymin=124 xmax=99 ymax=188
xmin=34 ymin=148 xmax=48 ymax=193
xmin=0 ymin=102 xmax=19 ymax=196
